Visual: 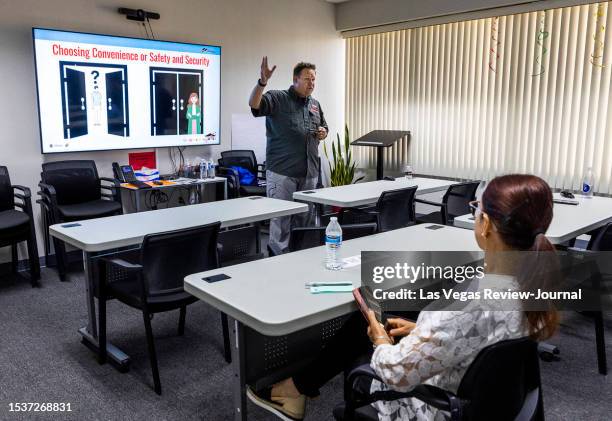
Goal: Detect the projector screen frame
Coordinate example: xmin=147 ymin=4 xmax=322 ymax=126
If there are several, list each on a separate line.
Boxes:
xmin=32 ymin=27 xmax=222 ymax=154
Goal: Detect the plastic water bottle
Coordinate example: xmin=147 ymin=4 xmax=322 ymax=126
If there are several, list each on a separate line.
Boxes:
xmin=199 ymin=159 xmax=206 ymax=179
xmin=325 ymin=217 xmax=343 ymax=270
xmin=582 ymin=167 xmax=594 ymax=198
xmin=209 ymin=161 xmax=216 ymax=178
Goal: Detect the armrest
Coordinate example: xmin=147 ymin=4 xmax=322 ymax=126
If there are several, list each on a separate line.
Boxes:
xmin=12 ymin=185 xmax=31 ymax=198
xmin=414 ymin=198 xmax=445 ymax=208
xmin=99 ymin=177 xmax=122 ymax=203
xmin=257 ymin=163 xmax=266 ymax=179
xmin=100 ymin=177 xmax=120 ymax=189
xmin=38 ymin=182 xmax=57 ymax=196
xmin=347 ymin=363 xmax=382 ymax=385
xmin=100 ymin=176 xmax=118 ymax=184
xmin=217 ymin=166 xmax=239 ymax=177
xmin=345 ymin=365 xmax=463 ymax=418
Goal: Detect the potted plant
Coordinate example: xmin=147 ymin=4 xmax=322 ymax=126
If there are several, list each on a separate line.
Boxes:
xmin=323 ymin=126 xmax=364 ymax=215
xmin=323 ymin=125 xmax=364 ymax=187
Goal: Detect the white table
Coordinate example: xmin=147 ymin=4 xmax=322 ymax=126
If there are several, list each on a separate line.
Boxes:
xmin=454 ymin=194 xmax=612 ymax=244
xmin=185 ymin=224 xmax=479 ymax=420
xmin=120 ymin=177 xmax=228 ymax=213
xmin=49 ymin=197 xmax=308 ymax=369
xmin=293 ymin=177 xmax=457 ymax=208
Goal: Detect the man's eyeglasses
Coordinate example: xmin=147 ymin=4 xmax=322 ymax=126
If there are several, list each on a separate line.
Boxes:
xmin=468 ymin=200 xmax=481 ymax=217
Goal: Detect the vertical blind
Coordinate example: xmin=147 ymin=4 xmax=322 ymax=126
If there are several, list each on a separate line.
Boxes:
xmin=346 ymin=2 xmax=612 ymax=193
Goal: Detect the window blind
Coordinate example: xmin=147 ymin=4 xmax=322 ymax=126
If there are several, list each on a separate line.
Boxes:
xmin=346 ymin=2 xmax=612 ymax=193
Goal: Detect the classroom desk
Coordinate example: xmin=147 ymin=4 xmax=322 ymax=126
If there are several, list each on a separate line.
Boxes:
xmin=453 ymin=193 xmax=612 ymax=244
xmin=293 ymin=177 xmax=457 ymax=225
xmin=49 ymin=197 xmax=308 ymax=370
xmin=120 ymin=177 xmax=227 ymax=213
xmin=184 ymin=224 xmax=479 ymax=420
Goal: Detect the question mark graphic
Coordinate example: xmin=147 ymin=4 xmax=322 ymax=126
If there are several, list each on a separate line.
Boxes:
xmin=91 ymin=70 xmax=100 ymax=85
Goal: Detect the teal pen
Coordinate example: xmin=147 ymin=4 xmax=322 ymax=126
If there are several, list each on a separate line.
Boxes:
xmin=305 ymin=282 xmax=352 ymax=288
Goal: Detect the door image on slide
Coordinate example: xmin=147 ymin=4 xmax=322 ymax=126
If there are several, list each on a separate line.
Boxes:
xmin=150 ymin=67 xmax=203 ymax=136
xmin=60 ymin=61 xmax=130 ymax=139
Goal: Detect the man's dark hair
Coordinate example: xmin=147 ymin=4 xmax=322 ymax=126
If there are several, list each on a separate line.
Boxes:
xmin=293 ymin=62 xmax=316 ymax=78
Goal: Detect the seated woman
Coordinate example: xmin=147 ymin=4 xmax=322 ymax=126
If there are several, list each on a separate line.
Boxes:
xmin=248 ymin=174 xmax=560 ymax=421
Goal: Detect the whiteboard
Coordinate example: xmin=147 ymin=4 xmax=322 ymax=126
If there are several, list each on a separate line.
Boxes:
xmin=231 ymin=113 xmax=266 ymax=164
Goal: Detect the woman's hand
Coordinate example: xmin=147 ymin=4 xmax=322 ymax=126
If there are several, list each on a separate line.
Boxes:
xmin=385 ymin=318 xmax=417 ymax=338
xmin=366 ymin=310 xmax=393 ymax=346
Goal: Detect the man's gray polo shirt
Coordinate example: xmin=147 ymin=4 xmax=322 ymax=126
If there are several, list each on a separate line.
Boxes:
xmin=251 ymin=86 xmax=328 ymax=179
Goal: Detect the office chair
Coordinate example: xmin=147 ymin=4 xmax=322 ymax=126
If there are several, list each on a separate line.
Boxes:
xmin=340 ymin=187 xmax=418 ymax=233
xmin=0 ymin=166 xmax=39 ymax=286
xmin=288 ymin=223 xmax=378 ymax=252
xmin=97 ymin=222 xmax=225 ymax=395
xmin=216 ymin=166 xmax=241 ymax=199
xmin=414 ymin=181 xmax=480 ymax=225
xmin=572 ymin=222 xmax=612 ymax=375
xmin=416 ymin=181 xmax=480 ymax=225
xmin=218 ymin=150 xmax=266 ymax=197
xmin=334 ymin=337 xmax=544 ymax=421
xmin=37 ymin=160 xmax=122 ymax=281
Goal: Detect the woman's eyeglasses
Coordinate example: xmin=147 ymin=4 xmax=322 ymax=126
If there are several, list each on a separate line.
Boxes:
xmin=468 ymin=200 xmax=481 ymax=217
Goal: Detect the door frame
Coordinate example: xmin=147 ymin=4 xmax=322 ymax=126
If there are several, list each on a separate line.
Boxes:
xmin=149 ymin=67 xmax=203 ymax=136
xmin=59 ymin=61 xmax=130 ymax=139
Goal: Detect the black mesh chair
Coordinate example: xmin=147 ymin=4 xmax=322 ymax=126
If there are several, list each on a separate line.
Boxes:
xmin=588 ymin=222 xmax=612 ymax=251
xmin=97 ymin=222 xmax=223 ymax=395
xmin=416 ymin=181 xmax=480 ymax=225
xmin=288 ymin=223 xmax=378 ymax=252
xmin=37 ymin=160 xmax=122 ymax=281
xmin=340 ymin=187 xmax=418 ymax=233
xmin=218 ymin=150 xmax=266 ymax=197
xmin=334 ymin=337 xmax=544 ymax=421
xmin=578 ymin=222 xmax=612 ymax=375
xmin=0 ymin=166 xmax=39 ymax=286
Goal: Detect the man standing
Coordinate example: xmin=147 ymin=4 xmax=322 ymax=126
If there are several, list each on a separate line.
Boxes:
xmin=250 ymin=57 xmax=328 ymax=255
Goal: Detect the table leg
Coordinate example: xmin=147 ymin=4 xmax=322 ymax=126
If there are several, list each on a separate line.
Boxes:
xmin=315 ymin=203 xmax=322 ymax=227
xmin=135 ymin=190 xmax=141 ymax=213
xmin=229 ymin=317 xmax=247 ymax=421
xmin=254 ymin=222 xmax=261 ymax=255
xmin=223 ymin=178 xmax=228 ymax=200
xmin=78 ymin=251 xmax=130 ymax=372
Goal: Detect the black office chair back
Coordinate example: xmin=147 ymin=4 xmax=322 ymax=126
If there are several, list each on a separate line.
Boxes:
xmin=457 ymin=337 xmax=542 ymax=421
xmin=588 ymin=222 xmax=612 ymax=251
xmin=219 ymin=150 xmax=258 ymax=176
xmin=140 ymin=222 xmax=221 ymax=296
xmin=41 ymin=160 xmax=101 ymax=205
xmin=0 ymin=166 xmax=14 ymax=212
xmin=289 ymin=223 xmax=378 ymax=252
xmin=443 ymin=181 xmax=480 ymax=221
xmin=375 ymin=186 xmax=417 ymax=232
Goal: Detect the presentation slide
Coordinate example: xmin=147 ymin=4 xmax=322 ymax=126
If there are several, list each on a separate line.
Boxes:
xmin=33 ymin=28 xmax=221 ymax=153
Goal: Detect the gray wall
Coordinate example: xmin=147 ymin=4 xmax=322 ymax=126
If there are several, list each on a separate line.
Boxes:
xmin=0 ymin=0 xmax=345 ymax=263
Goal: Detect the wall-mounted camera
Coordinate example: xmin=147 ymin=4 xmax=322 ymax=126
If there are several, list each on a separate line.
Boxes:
xmin=117 ymin=8 xmax=160 ymax=22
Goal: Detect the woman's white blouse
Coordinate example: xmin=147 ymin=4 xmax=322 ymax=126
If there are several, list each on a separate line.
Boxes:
xmin=370 ymin=275 xmax=529 ymax=421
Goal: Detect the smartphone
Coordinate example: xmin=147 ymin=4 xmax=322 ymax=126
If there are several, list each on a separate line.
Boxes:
xmin=353 ymin=287 xmax=370 ymax=321
xmin=353 ymin=286 xmax=382 ymax=323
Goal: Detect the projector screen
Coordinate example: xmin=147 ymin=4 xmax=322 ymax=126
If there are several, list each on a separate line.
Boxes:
xmin=32 ymin=28 xmax=221 ymax=154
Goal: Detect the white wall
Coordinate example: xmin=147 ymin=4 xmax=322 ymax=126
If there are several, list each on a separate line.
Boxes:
xmin=0 ymin=0 xmax=345 ymax=263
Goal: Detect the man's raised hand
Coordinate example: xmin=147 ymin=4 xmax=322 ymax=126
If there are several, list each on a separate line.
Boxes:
xmin=260 ymin=56 xmax=277 ymax=84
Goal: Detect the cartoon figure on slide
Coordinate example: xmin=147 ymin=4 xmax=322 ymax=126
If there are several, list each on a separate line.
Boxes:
xmin=186 ymin=92 xmax=202 ymax=134
xmin=91 ymin=86 xmax=103 ymax=126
